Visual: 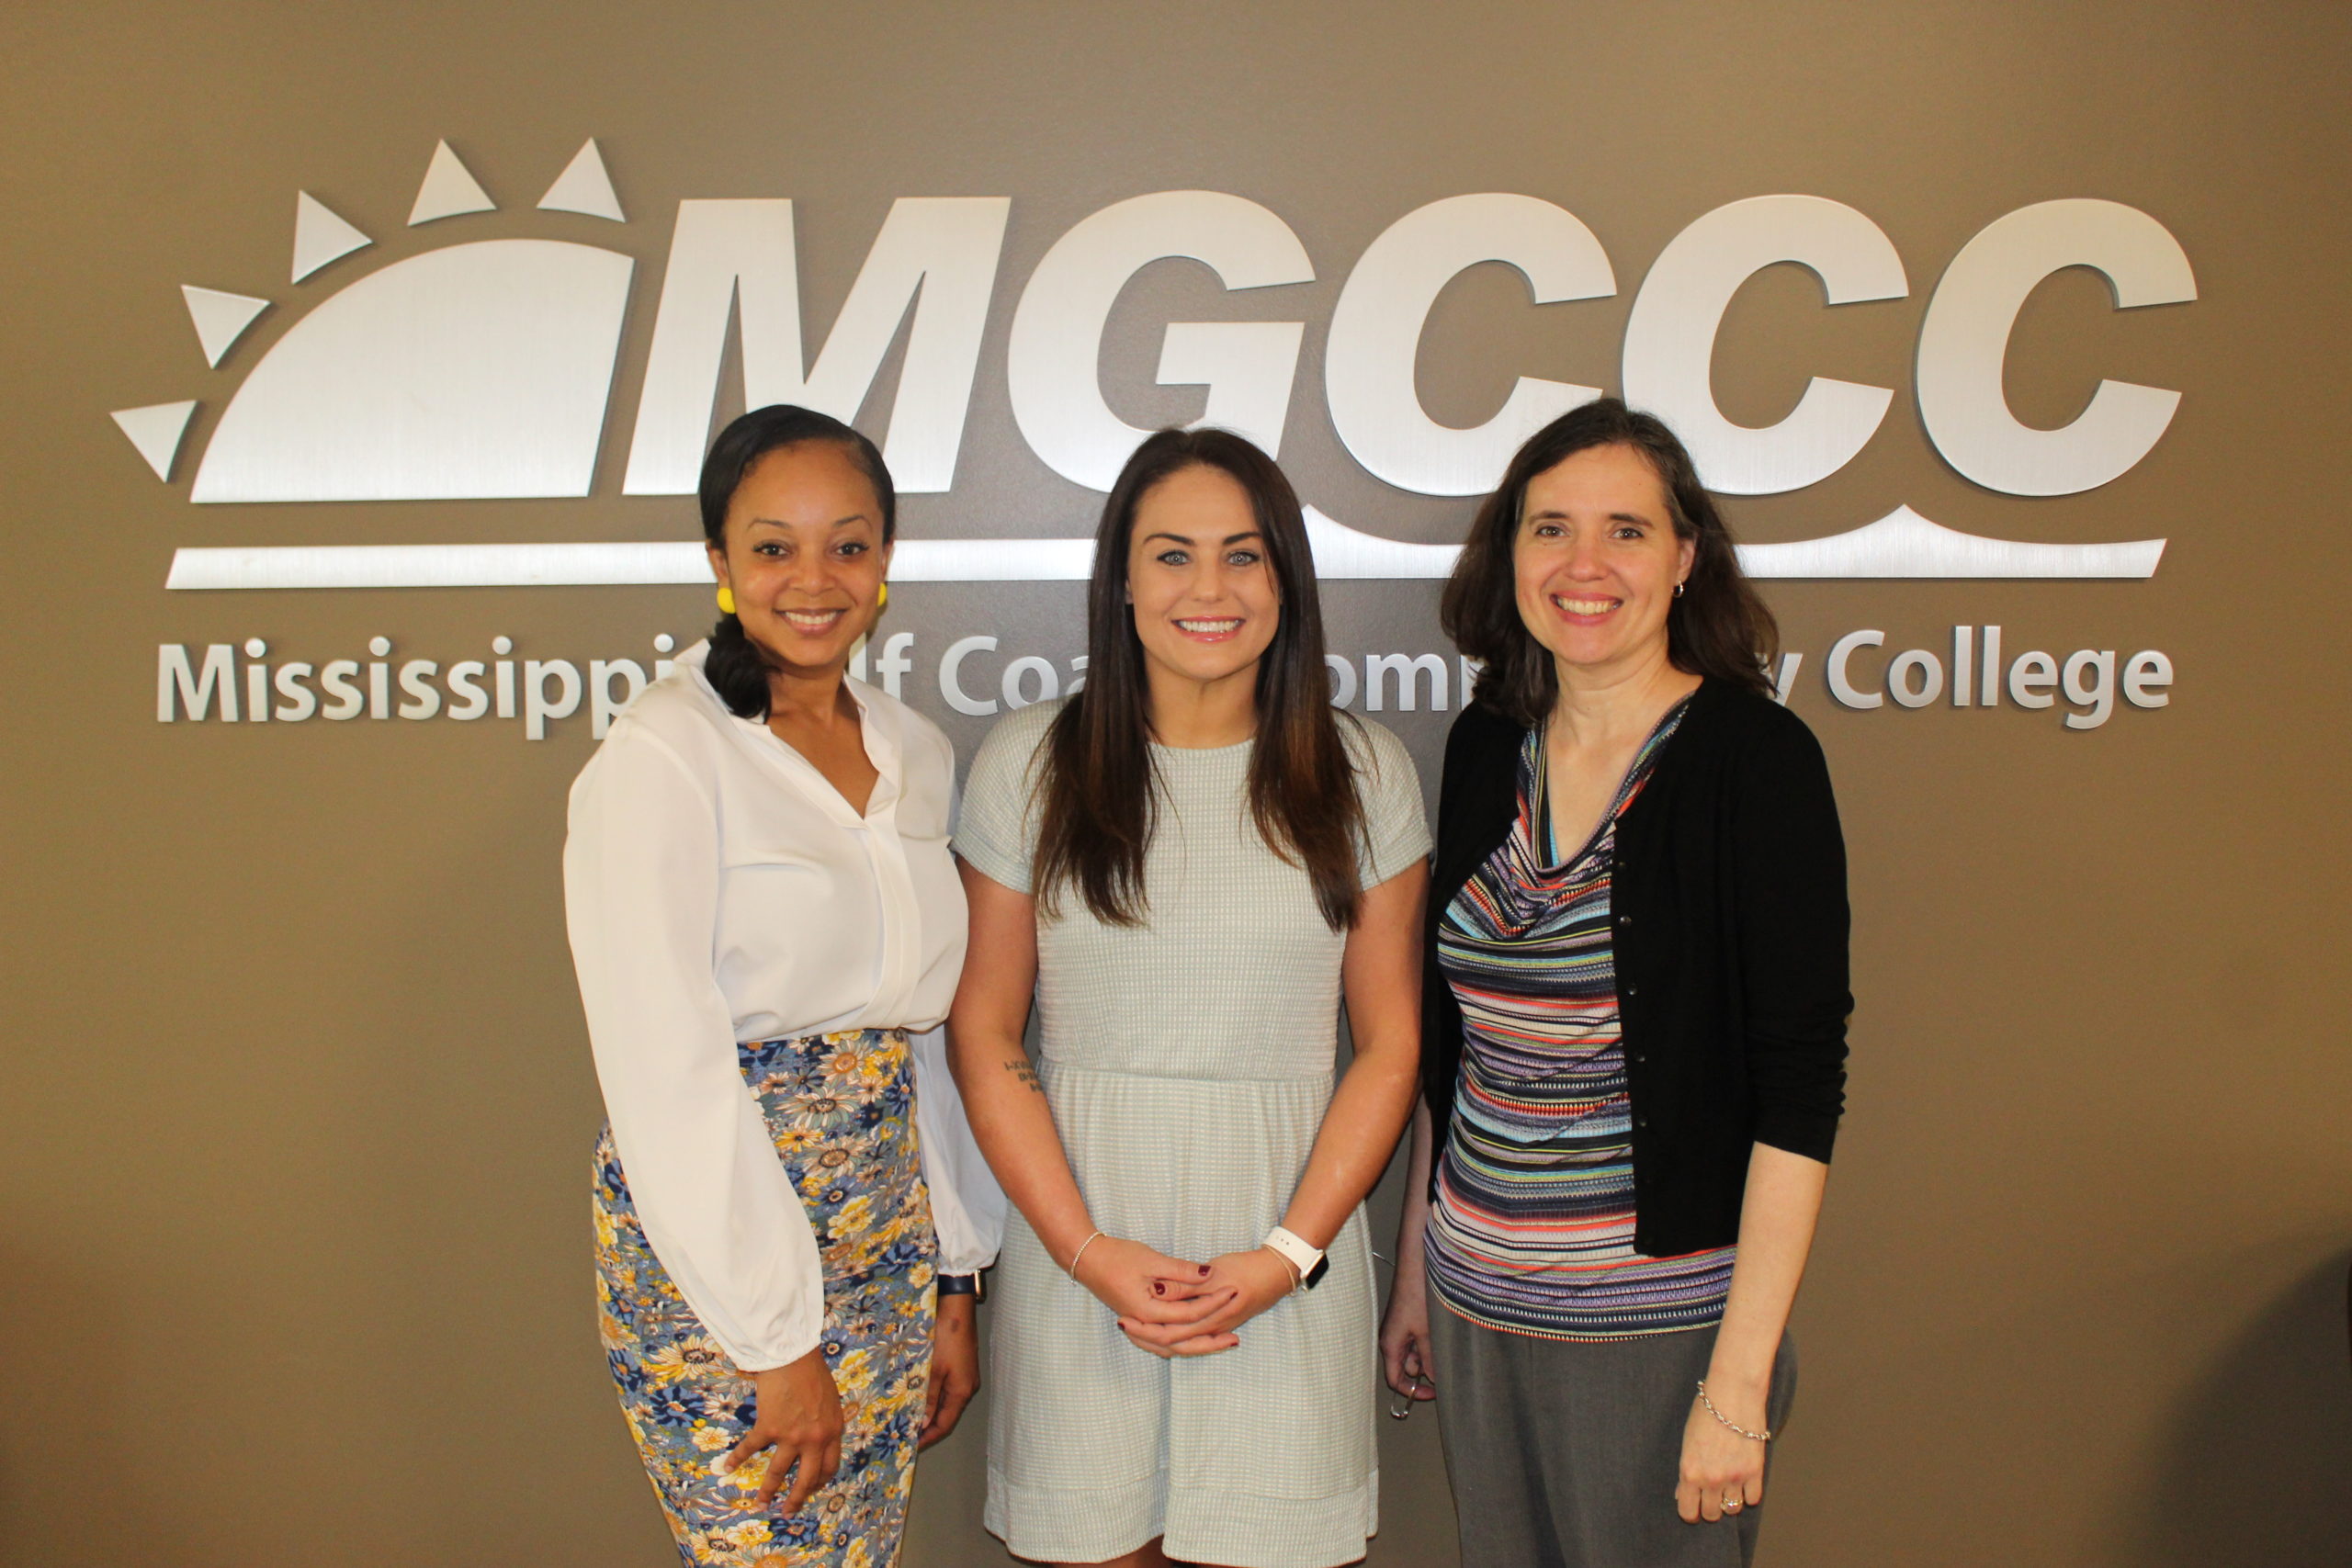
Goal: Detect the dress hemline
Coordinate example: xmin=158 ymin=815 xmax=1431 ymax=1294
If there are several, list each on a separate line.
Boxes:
xmin=985 ymin=1466 xmax=1378 ymax=1568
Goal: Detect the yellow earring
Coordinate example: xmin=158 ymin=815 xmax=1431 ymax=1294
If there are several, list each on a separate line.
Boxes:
xmin=716 ymin=584 xmax=736 ymax=615
xmin=877 ymin=582 xmax=889 ymax=611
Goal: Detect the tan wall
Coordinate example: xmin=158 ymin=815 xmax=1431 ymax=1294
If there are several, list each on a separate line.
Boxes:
xmin=3 ymin=2 xmax=2348 ymax=1563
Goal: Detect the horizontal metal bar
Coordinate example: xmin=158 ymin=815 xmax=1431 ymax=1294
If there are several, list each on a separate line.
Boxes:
xmin=163 ymin=507 xmax=2165 ymax=589
xmin=164 ymin=537 xmax=1102 ymax=589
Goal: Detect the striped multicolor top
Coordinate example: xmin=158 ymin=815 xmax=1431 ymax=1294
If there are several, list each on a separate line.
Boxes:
xmin=1424 ymin=699 xmax=1736 ymax=1340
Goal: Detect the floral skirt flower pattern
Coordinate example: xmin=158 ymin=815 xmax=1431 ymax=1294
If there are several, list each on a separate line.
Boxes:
xmin=594 ymin=1027 xmax=939 ymax=1568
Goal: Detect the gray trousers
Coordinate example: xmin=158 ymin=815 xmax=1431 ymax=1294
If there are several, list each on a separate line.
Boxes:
xmin=1430 ymin=1306 xmax=1798 ymax=1568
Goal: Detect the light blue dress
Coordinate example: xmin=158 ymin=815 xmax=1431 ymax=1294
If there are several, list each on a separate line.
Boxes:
xmin=955 ymin=700 xmax=1430 ymax=1568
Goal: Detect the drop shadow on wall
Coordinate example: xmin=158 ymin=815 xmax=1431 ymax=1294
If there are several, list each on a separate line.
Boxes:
xmin=2121 ymin=1249 xmax=2352 ymax=1568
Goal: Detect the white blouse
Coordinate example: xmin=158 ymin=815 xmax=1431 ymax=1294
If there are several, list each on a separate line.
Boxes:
xmin=564 ymin=641 xmax=1003 ymax=1371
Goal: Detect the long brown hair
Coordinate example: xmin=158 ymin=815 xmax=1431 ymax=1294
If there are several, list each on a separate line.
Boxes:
xmin=1033 ymin=428 xmax=1367 ymax=931
xmin=1442 ymin=398 xmax=1778 ymax=727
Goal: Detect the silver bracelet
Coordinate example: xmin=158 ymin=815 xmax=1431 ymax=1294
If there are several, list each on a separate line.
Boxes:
xmin=1695 ymin=1380 xmax=1772 ymax=1443
xmin=1067 ymin=1229 xmax=1105 ymax=1282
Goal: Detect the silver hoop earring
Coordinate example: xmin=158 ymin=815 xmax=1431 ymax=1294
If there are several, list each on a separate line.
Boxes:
xmin=1673 ymin=581 xmax=1687 ymax=598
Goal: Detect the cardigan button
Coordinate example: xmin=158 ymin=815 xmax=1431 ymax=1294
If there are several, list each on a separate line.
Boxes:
xmin=1623 ymin=982 xmax=1639 ymax=998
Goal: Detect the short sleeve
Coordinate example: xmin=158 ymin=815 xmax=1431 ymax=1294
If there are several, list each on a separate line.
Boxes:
xmin=952 ymin=703 xmax=1054 ymax=893
xmin=1347 ymin=718 xmax=1432 ymax=889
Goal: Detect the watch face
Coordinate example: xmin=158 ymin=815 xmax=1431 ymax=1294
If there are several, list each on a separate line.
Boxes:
xmin=1304 ymin=1254 xmax=1330 ymax=1290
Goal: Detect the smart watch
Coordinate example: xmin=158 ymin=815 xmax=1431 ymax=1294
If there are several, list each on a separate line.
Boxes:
xmin=1261 ymin=1226 xmax=1329 ymax=1292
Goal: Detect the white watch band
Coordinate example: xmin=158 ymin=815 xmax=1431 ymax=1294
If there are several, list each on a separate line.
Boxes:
xmin=1262 ymin=1225 xmax=1325 ymax=1288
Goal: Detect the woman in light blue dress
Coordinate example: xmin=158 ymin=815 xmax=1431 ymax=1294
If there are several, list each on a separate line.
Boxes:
xmin=948 ymin=428 xmax=1430 ymax=1568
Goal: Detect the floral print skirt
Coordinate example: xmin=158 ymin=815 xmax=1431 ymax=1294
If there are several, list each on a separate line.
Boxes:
xmin=594 ymin=1027 xmax=939 ymax=1568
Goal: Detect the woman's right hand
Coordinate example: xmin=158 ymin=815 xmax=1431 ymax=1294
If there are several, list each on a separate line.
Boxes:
xmin=1379 ymin=1244 xmax=1439 ymax=1404
xmin=1073 ymin=1235 xmax=1233 ymax=1337
xmin=721 ymin=1347 xmax=844 ymax=1516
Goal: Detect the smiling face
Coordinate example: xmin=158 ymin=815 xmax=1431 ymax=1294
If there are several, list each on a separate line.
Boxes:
xmin=1512 ymin=442 xmax=1697 ymax=681
xmin=707 ymin=441 xmax=890 ymax=682
xmin=1125 ymin=462 xmax=1282 ymax=698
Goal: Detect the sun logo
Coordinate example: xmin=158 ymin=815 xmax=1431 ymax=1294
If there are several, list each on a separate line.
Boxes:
xmin=111 ymin=139 xmax=633 ymax=502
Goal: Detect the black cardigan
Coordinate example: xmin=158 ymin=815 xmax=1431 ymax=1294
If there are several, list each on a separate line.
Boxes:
xmin=1420 ymin=678 xmax=1851 ymax=1258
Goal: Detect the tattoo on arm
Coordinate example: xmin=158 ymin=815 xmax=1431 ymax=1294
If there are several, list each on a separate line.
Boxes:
xmin=1005 ymin=1058 xmax=1044 ymax=1093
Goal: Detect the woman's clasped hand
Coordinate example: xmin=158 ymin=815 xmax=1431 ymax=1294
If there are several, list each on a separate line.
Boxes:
xmin=1074 ymin=1235 xmax=1298 ymax=1357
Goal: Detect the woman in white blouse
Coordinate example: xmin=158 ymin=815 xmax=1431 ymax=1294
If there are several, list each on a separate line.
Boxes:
xmin=565 ymin=404 xmax=1002 ymax=1568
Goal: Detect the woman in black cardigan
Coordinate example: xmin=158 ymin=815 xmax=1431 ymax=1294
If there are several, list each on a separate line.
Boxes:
xmin=1380 ymin=400 xmax=1849 ymax=1568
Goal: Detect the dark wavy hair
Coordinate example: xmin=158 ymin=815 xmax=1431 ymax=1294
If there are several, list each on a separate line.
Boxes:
xmin=698 ymin=404 xmax=897 ymax=719
xmin=1442 ymin=398 xmax=1777 ymax=726
xmin=1033 ymin=428 xmax=1367 ymax=931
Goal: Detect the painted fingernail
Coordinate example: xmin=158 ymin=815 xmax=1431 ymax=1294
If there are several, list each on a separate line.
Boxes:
xmin=1152 ymin=1282 xmax=1165 ymax=1295
xmin=1198 ymin=1265 xmax=1211 ymax=1277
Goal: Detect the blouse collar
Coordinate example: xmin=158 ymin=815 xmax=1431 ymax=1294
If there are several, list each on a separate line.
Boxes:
xmin=678 ymin=640 xmax=903 ymax=827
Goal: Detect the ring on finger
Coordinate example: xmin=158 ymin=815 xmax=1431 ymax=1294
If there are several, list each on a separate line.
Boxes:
xmin=1723 ymin=1494 xmax=1744 ymax=1513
